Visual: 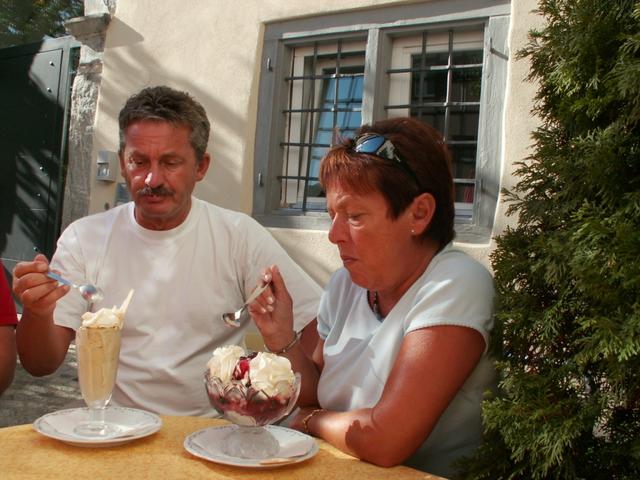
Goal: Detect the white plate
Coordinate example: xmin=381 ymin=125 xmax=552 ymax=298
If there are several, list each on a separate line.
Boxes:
xmin=184 ymin=425 xmax=318 ymax=468
xmin=33 ymin=406 xmax=162 ymax=447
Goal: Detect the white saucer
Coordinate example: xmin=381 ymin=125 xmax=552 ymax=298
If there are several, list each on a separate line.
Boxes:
xmin=33 ymin=406 xmax=162 ymax=447
xmin=184 ymin=425 xmax=318 ymax=468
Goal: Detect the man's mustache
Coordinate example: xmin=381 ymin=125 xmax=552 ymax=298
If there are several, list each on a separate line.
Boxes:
xmin=137 ymin=185 xmax=173 ymax=197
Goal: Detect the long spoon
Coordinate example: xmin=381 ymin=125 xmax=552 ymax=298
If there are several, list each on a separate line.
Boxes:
xmin=222 ymin=281 xmax=271 ymax=328
xmin=46 ymin=271 xmax=105 ymax=303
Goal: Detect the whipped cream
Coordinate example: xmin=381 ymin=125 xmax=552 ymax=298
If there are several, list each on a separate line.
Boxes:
xmin=249 ymin=352 xmax=295 ymax=397
xmin=207 ymin=346 xmax=295 ymax=396
xmin=207 ymin=345 xmax=245 ymax=383
xmin=81 ymin=289 xmax=134 ymax=329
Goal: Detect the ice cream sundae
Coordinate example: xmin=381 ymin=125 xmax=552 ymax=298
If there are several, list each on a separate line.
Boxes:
xmin=205 ymin=346 xmax=299 ymax=426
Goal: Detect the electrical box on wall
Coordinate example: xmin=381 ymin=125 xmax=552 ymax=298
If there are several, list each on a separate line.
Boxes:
xmin=96 ymin=150 xmax=118 ymax=182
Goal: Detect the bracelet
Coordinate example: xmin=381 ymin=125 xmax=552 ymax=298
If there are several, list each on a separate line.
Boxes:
xmin=264 ymin=331 xmax=300 ymax=355
xmin=302 ymin=408 xmax=324 ymax=434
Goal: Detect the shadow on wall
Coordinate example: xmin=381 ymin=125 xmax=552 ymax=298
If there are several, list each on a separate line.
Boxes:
xmin=94 ymin=17 xmax=249 ymax=212
xmin=0 ymin=39 xmax=70 ymax=288
xmin=93 ymin=17 xmax=340 ymax=285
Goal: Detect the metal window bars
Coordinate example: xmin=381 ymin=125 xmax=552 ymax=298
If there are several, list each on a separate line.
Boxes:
xmin=385 ymin=27 xmax=484 ymax=220
xmin=279 ymin=40 xmax=364 ymax=212
xmin=277 ymin=26 xmax=483 ymax=219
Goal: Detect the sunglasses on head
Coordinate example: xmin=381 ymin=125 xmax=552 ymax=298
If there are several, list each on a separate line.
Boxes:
xmin=352 ymin=133 xmax=423 ymax=190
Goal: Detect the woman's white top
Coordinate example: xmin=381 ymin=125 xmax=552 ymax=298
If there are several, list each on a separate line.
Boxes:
xmin=317 ymin=244 xmax=496 ymax=477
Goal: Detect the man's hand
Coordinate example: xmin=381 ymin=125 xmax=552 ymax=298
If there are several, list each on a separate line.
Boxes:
xmin=13 ymin=254 xmax=69 ymax=317
xmin=13 ymin=254 xmax=74 ymax=376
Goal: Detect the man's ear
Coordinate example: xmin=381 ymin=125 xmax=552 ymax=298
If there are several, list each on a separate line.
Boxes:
xmin=409 ymin=192 xmax=436 ymax=236
xmin=118 ymin=152 xmax=126 ymax=179
xmin=196 ymin=153 xmax=211 ymax=181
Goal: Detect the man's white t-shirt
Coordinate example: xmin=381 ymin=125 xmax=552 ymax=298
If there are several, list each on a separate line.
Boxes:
xmin=317 ymin=244 xmax=496 ymax=477
xmin=52 ymin=198 xmax=322 ymax=416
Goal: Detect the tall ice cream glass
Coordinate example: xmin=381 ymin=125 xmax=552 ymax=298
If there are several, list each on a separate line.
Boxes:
xmin=73 ymin=290 xmax=133 ymax=438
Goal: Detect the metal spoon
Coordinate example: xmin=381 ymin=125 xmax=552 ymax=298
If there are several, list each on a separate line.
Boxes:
xmin=46 ymin=271 xmax=105 ymax=303
xmin=222 ymin=281 xmax=271 ymax=328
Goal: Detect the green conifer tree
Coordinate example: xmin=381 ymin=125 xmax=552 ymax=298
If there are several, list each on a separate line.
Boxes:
xmin=460 ymin=1 xmax=640 ymax=478
xmin=0 ymin=0 xmax=83 ymax=49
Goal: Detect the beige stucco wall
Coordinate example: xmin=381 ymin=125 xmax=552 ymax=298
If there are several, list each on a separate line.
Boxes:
xmin=89 ymin=0 xmax=541 ymax=288
xmin=493 ymin=0 xmax=544 ymax=237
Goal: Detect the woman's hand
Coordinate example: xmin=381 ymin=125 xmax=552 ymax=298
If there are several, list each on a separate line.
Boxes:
xmin=288 ymin=406 xmax=319 ymax=433
xmin=249 ymin=265 xmax=323 ymax=407
xmin=248 ymin=265 xmax=296 ymax=352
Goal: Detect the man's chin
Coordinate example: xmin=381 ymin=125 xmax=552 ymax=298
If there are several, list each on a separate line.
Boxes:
xmin=134 ymin=196 xmax=173 ymax=217
xmin=137 ymin=194 xmax=169 ymax=205
xmin=134 ymin=208 xmax=182 ymax=230
xmin=135 ymin=195 xmax=176 ymax=215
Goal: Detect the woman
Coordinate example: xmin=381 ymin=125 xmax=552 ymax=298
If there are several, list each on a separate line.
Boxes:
xmin=250 ymin=117 xmax=495 ymax=477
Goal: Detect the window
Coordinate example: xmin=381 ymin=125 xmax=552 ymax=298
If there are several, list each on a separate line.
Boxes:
xmin=254 ymin=1 xmax=510 ymax=243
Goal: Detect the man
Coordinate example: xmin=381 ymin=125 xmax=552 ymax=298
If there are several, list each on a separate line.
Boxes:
xmin=13 ymin=86 xmax=321 ymax=416
xmin=0 ymin=262 xmax=17 ymax=396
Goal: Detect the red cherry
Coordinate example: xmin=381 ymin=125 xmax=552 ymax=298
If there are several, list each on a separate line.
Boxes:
xmin=233 ymin=357 xmax=250 ymax=381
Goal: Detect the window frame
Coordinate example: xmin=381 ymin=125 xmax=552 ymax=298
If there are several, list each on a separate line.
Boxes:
xmin=253 ymin=0 xmax=510 ymax=243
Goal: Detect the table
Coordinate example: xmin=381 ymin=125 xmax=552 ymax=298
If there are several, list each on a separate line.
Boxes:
xmin=0 ymin=415 xmax=444 ymax=479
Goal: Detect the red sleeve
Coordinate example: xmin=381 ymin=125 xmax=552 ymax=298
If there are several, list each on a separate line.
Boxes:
xmin=0 ymin=263 xmax=18 ymax=326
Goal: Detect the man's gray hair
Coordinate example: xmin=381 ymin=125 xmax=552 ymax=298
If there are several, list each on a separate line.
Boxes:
xmin=118 ymin=85 xmax=210 ymax=162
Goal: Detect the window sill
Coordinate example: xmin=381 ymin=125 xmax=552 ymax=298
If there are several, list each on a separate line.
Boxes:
xmin=254 ymin=212 xmax=492 ymax=243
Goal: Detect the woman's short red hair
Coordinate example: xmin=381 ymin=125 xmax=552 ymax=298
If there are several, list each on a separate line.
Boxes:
xmin=319 ymin=116 xmax=455 ymax=248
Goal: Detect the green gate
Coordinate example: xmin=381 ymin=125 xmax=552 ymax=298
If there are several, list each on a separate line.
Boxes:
xmin=0 ymin=36 xmax=79 ymax=283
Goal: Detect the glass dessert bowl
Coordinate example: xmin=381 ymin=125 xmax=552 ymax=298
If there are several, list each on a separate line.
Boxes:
xmin=204 ymin=367 xmax=301 ymax=459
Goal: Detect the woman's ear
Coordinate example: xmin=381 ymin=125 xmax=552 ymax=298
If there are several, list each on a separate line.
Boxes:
xmin=409 ymin=192 xmax=436 ymax=236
